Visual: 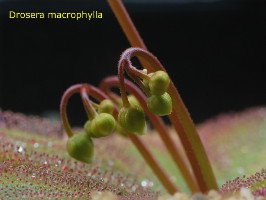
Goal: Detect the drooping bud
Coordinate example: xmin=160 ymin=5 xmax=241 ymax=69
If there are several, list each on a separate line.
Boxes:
xmin=142 ymin=72 xmax=154 ymax=90
xmin=117 ymin=95 xmax=141 ymax=108
xmin=149 ymin=71 xmax=170 ymax=95
xmin=86 ymin=113 xmax=116 ymax=138
xmin=147 ymin=92 xmax=172 ymax=116
xmin=84 ymin=120 xmax=92 ymax=136
xmin=97 ymin=99 xmax=115 ymax=114
xmin=118 ymin=105 xmax=146 ymax=135
xmin=128 ymin=95 xmax=141 ymax=108
xmin=67 ymin=133 xmax=94 ymax=164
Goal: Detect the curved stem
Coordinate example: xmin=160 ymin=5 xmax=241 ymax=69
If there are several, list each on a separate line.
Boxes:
xmin=126 ymin=68 xmax=150 ymax=96
xmin=100 ymin=76 xmax=199 ymax=193
xmin=119 ymin=48 xmax=218 ymax=192
xmin=118 ymin=56 xmax=151 ymax=108
xmin=118 ymin=60 xmax=130 ymax=107
xmin=60 ymin=84 xmax=84 ymax=138
xmin=90 ymin=101 xmax=100 ymax=110
xmin=80 ymin=87 xmax=98 ymax=119
xmin=86 ymin=83 xmax=179 ymax=194
xmin=127 ymin=65 xmax=150 ymax=80
xmin=107 ymin=0 xmax=217 ymax=192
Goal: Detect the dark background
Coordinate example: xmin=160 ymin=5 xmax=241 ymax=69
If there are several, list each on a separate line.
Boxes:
xmin=0 ymin=0 xmax=265 ymax=126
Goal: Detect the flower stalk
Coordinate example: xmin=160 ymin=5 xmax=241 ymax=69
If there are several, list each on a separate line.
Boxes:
xmin=100 ymin=76 xmax=199 ymax=193
xmin=60 ymin=83 xmax=178 ymax=194
xmin=121 ymin=47 xmax=218 ymax=192
xmin=60 ymin=84 xmax=84 ymax=138
xmin=107 ymin=0 xmax=218 ymax=193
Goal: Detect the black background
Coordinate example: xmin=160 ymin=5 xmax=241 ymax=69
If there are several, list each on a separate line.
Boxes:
xmin=0 ymin=0 xmax=265 ymax=126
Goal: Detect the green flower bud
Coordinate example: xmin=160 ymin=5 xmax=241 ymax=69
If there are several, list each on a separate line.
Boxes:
xmin=98 ymin=99 xmax=115 ymax=114
xmin=67 ymin=133 xmax=94 ymax=164
xmin=128 ymin=95 xmax=141 ymax=108
xmin=116 ymin=97 xmax=123 ymax=108
xmin=88 ymin=113 xmax=116 ymax=138
xmin=117 ymin=95 xmax=141 ymax=109
xmin=149 ymin=71 xmax=170 ymax=95
xmin=147 ymin=92 xmax=172 ymax=116
xmin=118 ymin=105 xmax=146 ymax=135
xmin=143 ymin=72 xmax=154 ymax=89
xmin=84 ymin=120 xmax=91 ymax=136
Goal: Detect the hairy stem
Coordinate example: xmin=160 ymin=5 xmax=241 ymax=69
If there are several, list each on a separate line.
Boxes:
xmin=60 ymin=84 xmax=85 ymax=138
xmin=100 ymin=76 xmax=199 ymax=193
xmin=126 ymin=68 xmax=150 ymax=96
xmin=107 ymin=0 xmax=146 ymax=49
xmin=80 ymin=86 xmax=178 ymax=194
xmin=125 ymin=129 xmax=179 ymax=194
xmin=118 ymin=48 xmax=218 ymax=192
xmin=118 ymin=60 xmax=130 ymax=107
xmin=108 ymin=0 xmax=151 ymax=68
xmin=80 ymin=87 xmax=98 ymax=119
xmin=107 ymin=0 xmax=216 ymax=191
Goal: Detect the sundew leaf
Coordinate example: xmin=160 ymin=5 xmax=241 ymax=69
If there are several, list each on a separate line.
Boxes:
xmin=1 ymin=107 xmax=266 ymax=199
xmin=197 ymin=107 xmax=266 ymax=187
xmin=0 ymin=110 xmax=159 ymax=199
xmin=220 ymin=169 xmax=266 ymax=197
xmin=132 ymin=107 xmax=266 ymax=195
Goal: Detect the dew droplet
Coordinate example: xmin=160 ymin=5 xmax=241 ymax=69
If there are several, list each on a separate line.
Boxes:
xmin=141 ymin=180 xmax=148 ymax=187
xmin=34 ymin=143 xmax=39 ymax=148
xmin=148 ymin=181 xmax=154 ymax=187
xmin=17 ymin=146 xmax=24 ymax=153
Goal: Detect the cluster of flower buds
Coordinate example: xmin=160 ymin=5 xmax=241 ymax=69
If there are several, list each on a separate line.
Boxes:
xmin=61 ymin=47 xmax=218 ymax=194
xmin=62 ymin=70 xmax=172 ymax=164
xmin=144 ymin=70 xmax=172 ymax=116
xmin=118 ymin=95 xmax=146 ymax=136
xmin=60 ymin=85 xmax=118 ymax=164
xmin=117 ymin=70 xmax=172 ymax=136
xmin=84 ymin=99 xmax=116 ymax=138
xmin=67 ymin=99 xmax=116 ymax=164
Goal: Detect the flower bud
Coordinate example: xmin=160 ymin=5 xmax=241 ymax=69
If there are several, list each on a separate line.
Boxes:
xmin=89 ymin=113 xmax=116 ymax=138
xmin=117 ymin=95 xmax=141 ymax=109
xmin=147 ymin=92 xmax=172 ymax=116
xmin=128 ymin=95 xmax=141 ymax=108
xmin=67 ymin=133 xmax=94 ymax=164
xmin=98 ymin=99 xmax=115 ymax=114
xmin=149 ymin=71 xmax=170 ymax=95
xmin=142 ymin=70 xmax=152 ymax=89
xmin=118 ymin=105 xmax=146 ymax=135
xmin=84 ymin=120 xmax=92 ymax=135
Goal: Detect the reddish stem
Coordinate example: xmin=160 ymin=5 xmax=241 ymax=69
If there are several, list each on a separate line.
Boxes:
xmin=61 ymin=83 xmax=177 ymax=194
xmin=107 ymin=0 xmax=218 ymax=192
xmin=118 ymin=48 xmax=218 ymax=192
xmin=126 ymin=68 xmax=150 ymax=96
xmin=107 ymin=0 xmax=147 ymax=49
xmin=100 ymin=76 xmax=199 ymax=193
xmin=80 ymin=87 xmax=98 ymax=119
xmin=91 ymin=84 xmax=178 ymax=194
xmin=60 ymin=84 xmax=84 ymax=138
xmin=118 ymin=60 xmax=130 ymax=107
